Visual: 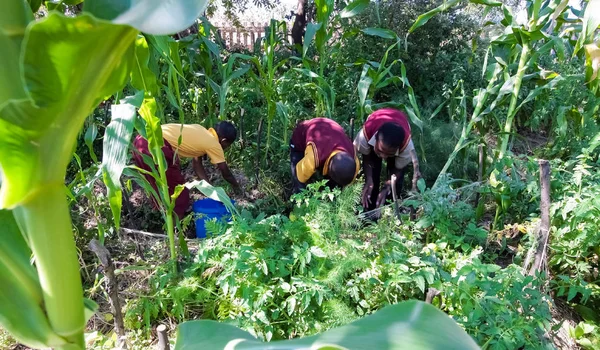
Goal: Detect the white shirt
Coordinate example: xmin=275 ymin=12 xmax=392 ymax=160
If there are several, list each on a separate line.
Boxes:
xmin=353 ymin=130 xmax=414 ymax=169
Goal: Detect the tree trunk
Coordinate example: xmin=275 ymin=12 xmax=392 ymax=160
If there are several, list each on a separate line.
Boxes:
xmin=291 ymin=0 xmax=307 ymax=53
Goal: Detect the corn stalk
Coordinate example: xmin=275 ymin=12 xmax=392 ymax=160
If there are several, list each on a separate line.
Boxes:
xmin=0 ymin=0 xmax=207 ymax=347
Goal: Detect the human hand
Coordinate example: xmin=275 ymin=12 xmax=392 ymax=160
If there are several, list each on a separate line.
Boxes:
xmin=376 ymin=185 xmax=391 ymax=208
xmin=361 ymin=182 xmax=374 ymax=209
xmin=412 ymin=170 xmax=422 ymax=193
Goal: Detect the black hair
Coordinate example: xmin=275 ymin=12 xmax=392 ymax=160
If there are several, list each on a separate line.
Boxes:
xmin=329 ymin=152 xmax=356 ymax=187
xmin=376 ymin=122 xmax=404 ymax=149
xmin=215 ymin=121 xmax=237 ymax=143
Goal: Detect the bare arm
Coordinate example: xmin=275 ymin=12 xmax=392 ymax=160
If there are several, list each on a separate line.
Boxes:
xmin=192 ymin=157 xmax=209 ymax=183
xmin=361 ymin=152 xmax=377 ymax=208
xmin=216 ymin=162 xmax=242 ymax=193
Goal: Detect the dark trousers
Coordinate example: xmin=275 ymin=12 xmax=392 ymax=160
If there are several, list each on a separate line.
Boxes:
xmin=290 ymin=149 xmax=304 ymax=194
xmin=366 ymin=153 xmax=405 ymax=211
xmin=132 ymin=135 xmax=190 ymax=219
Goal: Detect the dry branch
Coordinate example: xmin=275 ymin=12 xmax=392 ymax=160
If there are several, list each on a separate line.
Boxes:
xmin=528 ymin=160 xmax=551 ymax=276
xmin=89 ymin=239 xmax=126 ymax=349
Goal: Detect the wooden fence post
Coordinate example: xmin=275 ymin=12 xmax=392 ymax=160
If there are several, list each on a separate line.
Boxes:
xmin=89 ymin=239 xmax=127 ymax=349
xmin=528 ymin=159 xmax=551 ymax=276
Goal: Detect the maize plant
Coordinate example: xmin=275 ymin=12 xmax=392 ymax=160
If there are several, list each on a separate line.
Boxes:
xmin=409 ymin=0 xmax=597 ymax=186
xmin=0 ymin=0 xmax=207 ymax=348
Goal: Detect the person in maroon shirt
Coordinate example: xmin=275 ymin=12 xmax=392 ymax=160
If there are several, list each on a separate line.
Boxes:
xmin=354 ymin=108 xmax=422 ymax=210
xmin=290 ymin=118 xmax=360 ymax=194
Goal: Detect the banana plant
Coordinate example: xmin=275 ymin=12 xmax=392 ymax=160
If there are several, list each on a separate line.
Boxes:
xmin=0 ymin=0 xmax=207 ymax=348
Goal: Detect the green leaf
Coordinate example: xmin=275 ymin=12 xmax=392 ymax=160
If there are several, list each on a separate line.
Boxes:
xmin=469 ymin=0 xmax=502 ymax=6
xmin=567 ymin=286 xmax=578 ymax=301
xmin=358 ymin=65 xmax=373 ymax=108
xmin=0 ymin=13 xmax=137 ymax=209
xmin=414 ymin=275 xmax=426 ymax=293
xmin=361 ymin=27 xmax=397 ymax=40
xmin=340 ymin=0 xmax=370 ymax=18
xmin=287 ymin=296 xmax=297 ymax=316
xmin=84 ymin=122 xmax=99 ymax=163
xmin=185 ymin=180 xmax=239 ymax=216
xmin=303 ymin=23 xmax=322 ymax=58
xmin=314 ymin=0 xmax=334 ymax=51
xmin=0 ymin=210 xmax=66 ymax=349
xmin=584 ymin=43 xmax=600 ymax=96
xmin=27 ymin=0 xmax=43 ymax=12
xmin=101 ymin=92 xmax=142 ymax=231
xmin=131 ymin=36 xmax=159 ymax=95
xmin=174 ymin=301 xmax=479 ymax=349
xmin=573 ymin=0 xmax=600 ymax=55
xmin=417 ymin=178 xmax=426 ymax=193
xmin=227 ymin=66 xmax=250 ymax=83
xmin=0 ymin=0 xmax=32 ymax=105
xmin=409 ymin=0 xmax=460 ymax=33
xmin=84 ymin=0 xmax=209 ymax=35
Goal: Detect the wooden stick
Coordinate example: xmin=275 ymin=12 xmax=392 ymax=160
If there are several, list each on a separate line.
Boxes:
xmin=350 ymin=118 xmax=355 ymax=140
xmin=120 ymin=227 xmax=168 ymax=239
xmin=156 ymin=324 xmax=170 ymax=350
xmin=391 ymin=174 xmax=402 ymax=223
xmin=255 ymin=119 xmax=264 ymax=186
xmin=529 ymin=160 xmax=551 ymax=276
xmin=89 ymin=239 xmax=127 ymax=349
xmin=475 ymin=144 xmax=484 ymax=205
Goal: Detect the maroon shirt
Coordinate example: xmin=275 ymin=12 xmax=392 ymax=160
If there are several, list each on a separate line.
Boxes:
xmin=363 ymin=108 xmax=412 ymax=152
xmin=291 ymin=118 xmax=355 ymax=169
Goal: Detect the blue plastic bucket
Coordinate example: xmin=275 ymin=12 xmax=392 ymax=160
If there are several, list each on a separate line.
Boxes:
xmin=192 ymin=198 xmax=235 ymax=238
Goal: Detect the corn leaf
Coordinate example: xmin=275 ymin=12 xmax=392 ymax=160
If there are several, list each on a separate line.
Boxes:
xmin=409 ymin=0 xmax=460 ymax=34
xmin=361 ymin=27 xmax=397 ymax=40
xmin=131 ymin=36 xmax=159 ymax=95
xmin=174 ymin=300 xmax=479 ymax=349
xmin=101 ymin=91 xmax=143 ymax=231
xmin=84 ymin=122 xmax=99 ymax=163
xmin=84 ymin=0 xmax=210 ymax=35
xmin=573 ymin=0 xmax=600 ymax=55
xmin=0 ymin=210 xmax=66 ymax=348
xmin=340 ymin=0 xmax=370 ymax=18
xmin=315 ymin=0 xmax=334 ymax=51
xmin=303 ymin=23 xmax=322 ymax=58
xmin=358 ymin=64 xmax=373 ymax=109
xmin=0 ymin=0 xmax=31 ymax=105
xmin=185 ymin=180 xmax=238 ymax=216
xmin=0 ymin=13 xmax=137 ymax=209
xmin=470 ymin=0 xmax=502 ymax=6
xmin=584 ymin=43 xmax=600 ymax=96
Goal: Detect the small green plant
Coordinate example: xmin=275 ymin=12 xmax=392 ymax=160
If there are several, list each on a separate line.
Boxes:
xmin=569 ymin=322 xmax=600 ymax=349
